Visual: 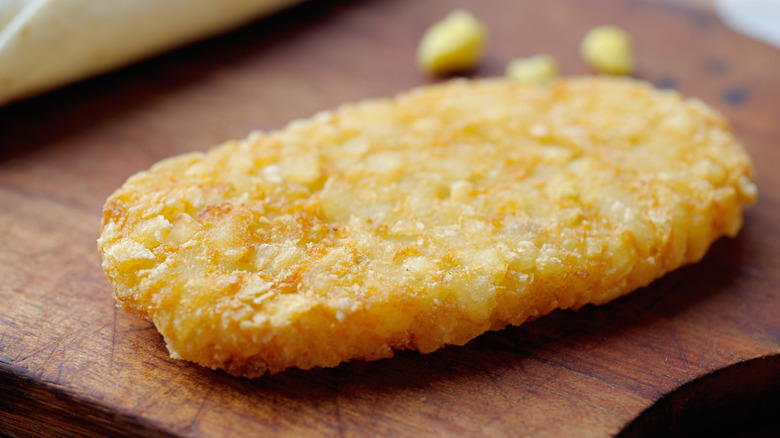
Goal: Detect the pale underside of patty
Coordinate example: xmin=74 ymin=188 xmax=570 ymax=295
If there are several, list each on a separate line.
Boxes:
xmin=98 ymin=77 xmax=756 ymax=377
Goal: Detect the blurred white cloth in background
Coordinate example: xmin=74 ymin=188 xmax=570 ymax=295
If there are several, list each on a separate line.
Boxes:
xmin=717 ymin=0 xmax=780 ymax=49
xmin=0 ymin=0 xmax=302 ymax=106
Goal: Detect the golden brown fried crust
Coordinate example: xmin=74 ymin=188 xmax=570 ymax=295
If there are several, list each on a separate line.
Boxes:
xmin=98 ymin=77 xmax=756 ymax=377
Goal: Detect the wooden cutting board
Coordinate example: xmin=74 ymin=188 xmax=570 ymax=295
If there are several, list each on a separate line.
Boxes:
xmin=2 ymin=0 xmax=779 ymax=436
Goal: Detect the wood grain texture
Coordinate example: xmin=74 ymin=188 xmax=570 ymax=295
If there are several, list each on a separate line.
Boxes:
xmin=1 ymin=0 xmax=779 ymax=436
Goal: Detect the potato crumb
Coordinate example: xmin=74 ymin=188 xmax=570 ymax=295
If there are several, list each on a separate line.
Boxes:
xmin=450 ymin=180 xmax=474 ymax=202
xmin=581 ymin=25 xmax=634 ymax=75
xmin=417 ymin=10 xmax=487 ymax=75
xmin=506 ymin=55 xmax=558 ymax=84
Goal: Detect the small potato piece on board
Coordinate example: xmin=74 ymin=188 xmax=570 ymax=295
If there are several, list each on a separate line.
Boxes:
xmin=99 ymin=77 xmax=756 ymax=377
xmin=506 ymin=54 xmax=559 ymax=84
xmin=417 ymin=9 xmax=487 ymax=75
xmin=581 ymin=25 xmax=634 ymax=75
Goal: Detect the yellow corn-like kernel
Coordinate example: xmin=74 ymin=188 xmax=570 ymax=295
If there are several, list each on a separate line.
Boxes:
xmin=506 ymin=54 xmax=558 ymax=84
xmin=581 ymin=25 xmax=634 ymax=75
xmin=417 ymin=10 xmax=487 ymax=75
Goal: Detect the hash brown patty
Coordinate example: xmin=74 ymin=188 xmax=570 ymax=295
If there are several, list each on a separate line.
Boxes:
xmin=99 ymin=77 xmax=756 ymax=376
